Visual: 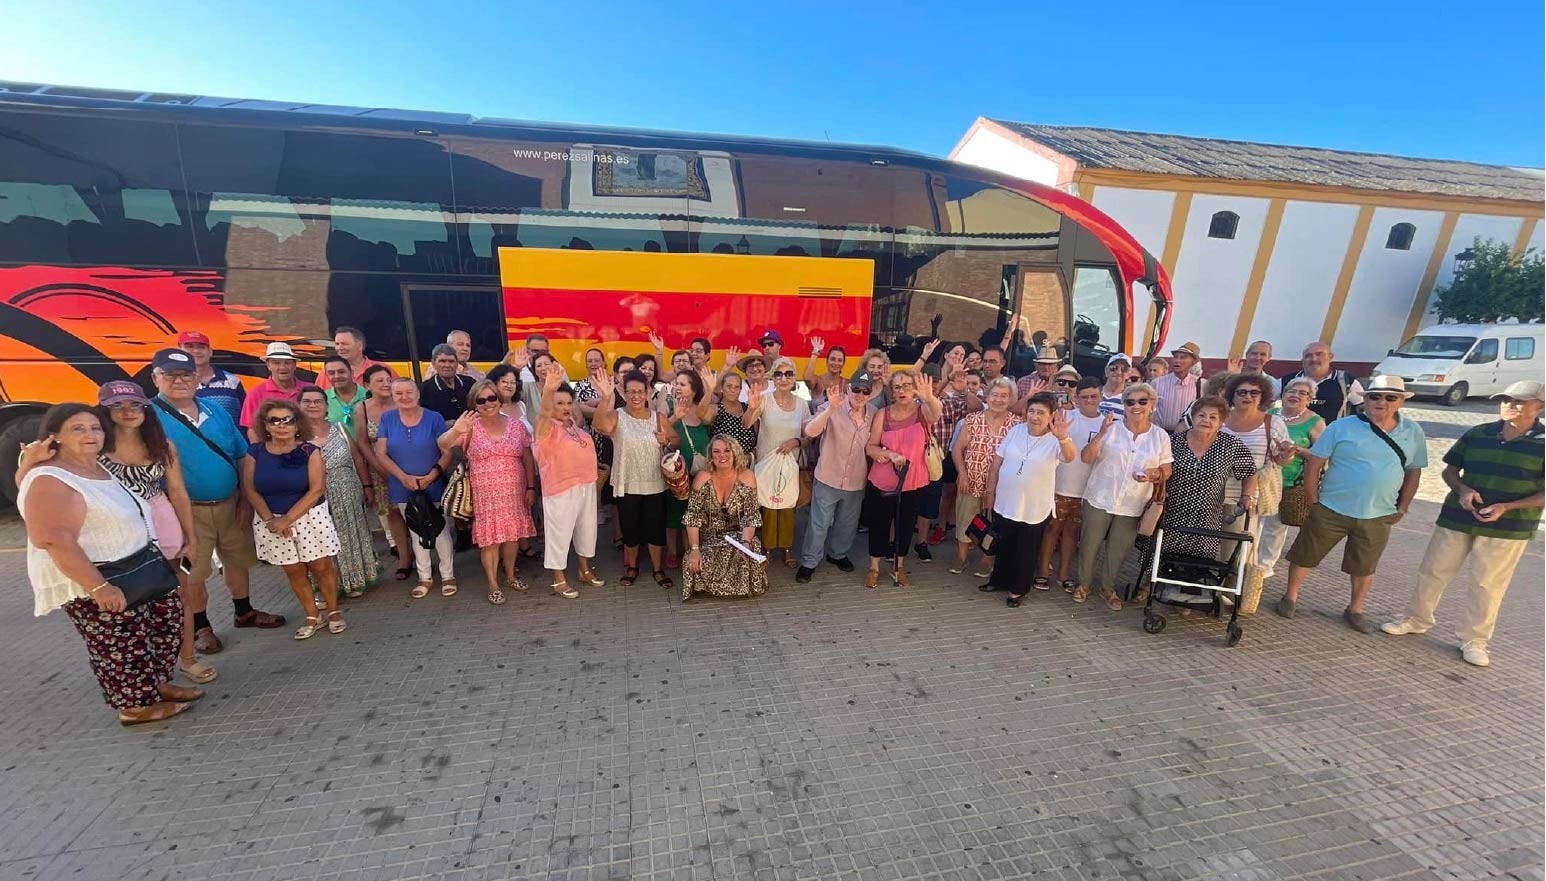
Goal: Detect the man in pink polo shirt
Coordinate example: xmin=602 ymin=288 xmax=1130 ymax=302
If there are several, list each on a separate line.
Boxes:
xmin=239 ymin=342 xmax=304 ymax=440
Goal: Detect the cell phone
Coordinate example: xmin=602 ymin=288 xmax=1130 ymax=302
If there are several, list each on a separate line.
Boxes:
xmin=177 ymin=557 xmax=194 ymax=576
xmin=1056 ymin=392 xmax=1070 ymax=407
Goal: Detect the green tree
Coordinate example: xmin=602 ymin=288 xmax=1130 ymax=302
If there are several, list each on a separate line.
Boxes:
xmin=1430 ymin=237 xmax=1544 ymax=324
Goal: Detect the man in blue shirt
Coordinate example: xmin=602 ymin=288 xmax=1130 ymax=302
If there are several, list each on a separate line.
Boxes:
xmin=150 ymin=348 xmax=284 ymax=655
xmin=1276 ymin=376 xmax=1427 ymax=632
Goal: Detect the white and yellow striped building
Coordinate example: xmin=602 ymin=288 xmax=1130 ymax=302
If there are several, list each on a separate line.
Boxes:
xmin=951 ymin=118 xmax=1544 ymax=371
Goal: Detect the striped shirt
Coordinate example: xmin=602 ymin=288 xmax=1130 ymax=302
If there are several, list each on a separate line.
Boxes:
xmin=1152 ymin=372 xmax=1199 ymax=432
xmin=196 ymin=368 xmax=246 ymax=425
xmin=1436 ymin=420 xmax=1544 ymax=539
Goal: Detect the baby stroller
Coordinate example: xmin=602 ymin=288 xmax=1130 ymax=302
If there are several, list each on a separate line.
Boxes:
xmin=1139 ymin=513 xmax=1253 ymax=647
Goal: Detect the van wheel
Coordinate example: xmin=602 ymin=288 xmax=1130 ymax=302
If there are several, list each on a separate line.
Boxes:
xmin=0 ymin=412 xmax=44 ymax=507
xmin=1440 ymin=382 xmax=1468 ymax=407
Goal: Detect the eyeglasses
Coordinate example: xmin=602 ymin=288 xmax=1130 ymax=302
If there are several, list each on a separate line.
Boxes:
xmin=108 ymin=401 xmax=145 ymax=411
xmin=265 ymin=415 xmax=296 ymax=426
xmin=1283 ymin=388 xmax=1309 ymax=397
xmin=162 ymin=372 xmax=196 ymax=382
xmin=473 ymin=395 xmax=499 ymax=405
xmin=772 ymin=370 xmax=795 ymax=379
xmin=1123 ymin=398 xmax=1150 ymax=406
xmin=1365 ymin=393 xmax=1404 ymax=402
xmin=1234 ymin=389 xmax=1262 ymax=398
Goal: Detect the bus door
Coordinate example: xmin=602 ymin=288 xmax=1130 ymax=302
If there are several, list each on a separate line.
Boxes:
xmin=400 ymin=282 xmax=505 ymax=381
xmin=1007 ymin=263 xmax=1069 ymax=377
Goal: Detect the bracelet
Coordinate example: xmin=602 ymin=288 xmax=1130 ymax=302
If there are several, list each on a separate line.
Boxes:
xmin=87 ymin=581 xmax=109 ymax=594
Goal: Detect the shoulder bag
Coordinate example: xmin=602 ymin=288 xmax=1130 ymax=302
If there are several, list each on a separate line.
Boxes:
xmin=98 ymin=479 xmax=180 ymax=609
xmin=1256 ymin=415 xmax=1284 ymax=517
xmin=1356 ymin=413 xmax=1408 ymax=468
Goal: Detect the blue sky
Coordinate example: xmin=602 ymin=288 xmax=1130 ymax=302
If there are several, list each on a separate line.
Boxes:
xmin=3 ymin=0 xmax=1542 ymax=167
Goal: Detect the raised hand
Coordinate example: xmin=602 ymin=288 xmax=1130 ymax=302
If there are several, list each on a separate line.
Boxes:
xmin=1023 ymin=375 xmax=1048 ymax=396
xmin=18 ymin=435 xmax=57 ymax=471
xmin=543 ymin=363 xmax=564 ymax=391
xmin=698 ymin=365 xmax=718 ymax=393
xmin=648 ymin=331 xmax=665 ymax=353
xmin=1227 ymin=357 xmax=1243 ymax=373
xmin=1050 ymin=407 xmax=1070 ymax=439
xmin=945 ymin=348 xmax=965 ymax=372
xmin=825 ymin=380 xmax=843 ymax=408
xmin=1100 ymin=412 xmax=1117 ymax=432
xmin=673 ymin=395 xmax=691 ymax=422
xmin=916 ymin=373 xmax=937 ymax=402
xmin=747 ymin=384 xmax=765 ymax=412
xmin=810 ymin=335 xmax=826 ymax=357
xmin=591 ymin=368 xmax=614 ymax=400
xmin=452 ymin=411 xmax=477 ymax=437
xmin=920 ymin=338 xmax=941 ymax=362
xmin=508 ymin=347 xmax=530 ymax=370
xmin=724 ymin=345 xmax=742 ymax=367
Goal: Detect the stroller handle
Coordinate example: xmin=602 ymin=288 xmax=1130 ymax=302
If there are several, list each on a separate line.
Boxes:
xmin=1156 ymin=525 xmax=1254 ymax=543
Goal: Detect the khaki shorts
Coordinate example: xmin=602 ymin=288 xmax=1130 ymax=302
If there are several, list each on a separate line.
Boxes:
xmin=1285 ymin=503 xmax=1399 ymax=577
xmin=954 ymin=493 xmax=982 ymax=543
xmin=189 ymin=495 xmax=259 ymax=581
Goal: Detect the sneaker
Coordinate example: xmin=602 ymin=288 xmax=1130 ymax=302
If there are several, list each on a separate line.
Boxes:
xmin=1274 ymin=597 xmax=1296 ymax=619
xmin=826 ymin=555 xmax=855 ymax=573
xmin=1343 ymin=608 xmax=1374 ymax=633
xmin=1461 ymin=640 xmax=1490 ymax=667
xmin=1380 ymin=618 xmax=1430 ymax=636
xmin=913 ymin=543 xmax=934 ymax=563
xmin=927 ymin=526 xmax=947 ymax=546
xmin=795 ymin=566 xmax=814 ymax=584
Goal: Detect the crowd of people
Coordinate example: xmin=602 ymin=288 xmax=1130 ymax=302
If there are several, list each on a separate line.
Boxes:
xmin=15 ymin=325 xmax=1542 ymax=726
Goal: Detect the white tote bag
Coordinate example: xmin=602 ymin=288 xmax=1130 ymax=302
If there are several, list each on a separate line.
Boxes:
xmin=754 ymin=452 xmax=799 ymax=510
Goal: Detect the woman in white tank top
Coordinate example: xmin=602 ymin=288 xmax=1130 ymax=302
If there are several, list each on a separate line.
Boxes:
xmin=17 ymin=403 xmax=204 ymax=726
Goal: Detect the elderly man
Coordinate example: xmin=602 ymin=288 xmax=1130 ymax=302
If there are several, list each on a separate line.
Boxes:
xmin=1230 ymin=339 xmax=1282 ymax=399
xmin=798 ymin=372 xmax=879 ymax=582
xmin=325 ymin=326 xmax=391 ymax=389
xmin=1276 ymin=376 xmax=1427 ymax=632
xmin=420 ymin=343 xmax=476 ymax=423
xmin=447 ymin=329 xmax=484 ymax=381
xmin=1381 ymin=381 xmax=1544 ymax=666
xmin=1152 ymin=341 xmax=1201 ymax=431
xmin=238 ymin=342 xmax=303 ymax=441
xmin=757 ymin=329 xmax=785 ymax=363
xmin=1015 ymin=346 xmax=1063 ymax=399
xmin=1283 ymin=341 xmax=1363 ymax=423
xmin=149 ymin=348 xmax=283 ymax=653
xmin=178 ymin=330 xmax=246 ymax=424
xmin=322 ymin=355 xmax=366 ymax=433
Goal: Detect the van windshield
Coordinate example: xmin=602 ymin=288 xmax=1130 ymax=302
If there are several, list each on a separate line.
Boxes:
xmin=1392 ymin=335 xmax=1476 ymax=358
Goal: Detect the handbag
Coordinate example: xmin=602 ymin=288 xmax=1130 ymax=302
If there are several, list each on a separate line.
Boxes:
xmin=1136 ymin=484 xmax=1166 ymax=537
xmin=99 ymin=480 xmax=178 ymax=609
xmin=1255 ymin=415 xmax=1284 ymax=517
xmin=965 ymin=513 xmax=999 ymax=555
xmin=404 ymin=488 xmax=447 ymax=549
xmin=924 ymin=434 xmax=944 ymax=482
xmin=796 ymin=469 xmax=813 ymax=508
xmin=1279 ymin=480 xmax=1311 ymax=527
xmin=754 ymin=452 xmax=799 ymax=510
xmin=440 ymin=460 xmax=475 ymax=525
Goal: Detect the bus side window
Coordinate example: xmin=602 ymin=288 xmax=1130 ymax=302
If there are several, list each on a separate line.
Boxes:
xmin=1071 ymin=266 xmax=1122 ymax=358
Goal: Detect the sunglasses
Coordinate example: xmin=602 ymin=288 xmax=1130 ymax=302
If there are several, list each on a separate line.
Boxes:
xmin=1501 ymin=398 xmax=1530 ymax=407
xmin=474 ymin=395 xmax=499 ymax=405
xmin=266 ymin=415 xmax=296 ymax=426
xmin=1234 ymin=389 xmax=1262 ymax=397
xmin=851 ymin=387 xmax=872 ymax=395
xmin=1365 ymin=393 xmax=1404 ymax=402
xmin=772 ymin=370 xmax=796 ymax=379
xmin=1053 ymin=380 xmax=1077 ymax=387
xmin=1123 ymin=398 xmax=1150 ymax=406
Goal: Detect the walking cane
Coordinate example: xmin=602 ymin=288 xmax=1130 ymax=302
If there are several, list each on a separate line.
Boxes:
xmin=890 ymin=459 xmax=911 ymax=583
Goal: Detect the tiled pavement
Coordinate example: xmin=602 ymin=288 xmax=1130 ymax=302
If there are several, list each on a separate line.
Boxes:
xmin=0 ymin=401 xmax=1540 ymax=881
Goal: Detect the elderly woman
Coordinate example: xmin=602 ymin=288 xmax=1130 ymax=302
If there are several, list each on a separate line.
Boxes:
xmin=981 ymin=394 xmax=1076 ymax=606
xmin=1038 ymin=377 xmax=1107 ymax=592
xmin=299 ymin=385 xmax=378 ymax=598
xmin=1075 ymin=381 xmax=1172 ymax=610
xmin=755 ymin=356 xmax=813 ymax=567
xmin=710 ymin=370 xmax=760 ymax=457
xmin=804 ymin=336 xmax=849 ymax=398
xmin=1257 ymin=377 xmax=1327 ymax=580
xmin=440 ymin=378 xmax=537 ymax=602
xmin=682 ymin=434 xmax=768 ymax=600
xmin=864 ymin=368 xmax=941 ymax=587
xmin=593 ymin=369 xmax=674 ymax=589
xmin=1220 ymin=373 xmax=1294 ymax=551
xmin=1140 ymin=396 xmax=1260 ymax=604
xmin=950 ymin=376 xmax=1021 ymax=576
xmin=535 ymin=367 xmax=606 ymax=597
xmin=353 ymin=363 xmax=413 ymax=582
xmin=20 ymin=404 xmax=202 ymax=725
xmin=240 ymin=400 xmax=345 ymax=639
xmin=856 ymin=349 xmax=892 ymax=405
xmin=375 ymin=378 xmax=455 ymax=598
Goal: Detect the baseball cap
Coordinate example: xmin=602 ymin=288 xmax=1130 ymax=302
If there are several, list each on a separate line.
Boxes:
xmin=1106 ymin=353 xmax=1133 ymax=367
xmin=757 ymin=329 xmax=784 ymax=346
xmin=97 ymin=380 xmax=149 ymax=406
xmin=1496 ymin=380 xmax=1545 ymax=403
xmin=264 ymin=342 xmax=298 ymax=360
xmin=151 ymin=348 xmax=196 ymax=373
xmin=849 ymin=372 xmax=874 ymax=392
xmin=177 ymin=330 xmax=211 ymax=347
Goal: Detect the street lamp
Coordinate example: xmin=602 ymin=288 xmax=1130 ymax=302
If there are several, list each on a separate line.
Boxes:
xmin=735 ymin=235 xmax=751 ymax=255
xmin=1453 ymin=247 xmax=1476 ymax=277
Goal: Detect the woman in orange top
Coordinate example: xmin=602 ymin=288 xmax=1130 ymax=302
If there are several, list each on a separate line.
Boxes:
xmin=534 ymin=366 xmax=606 ymax=597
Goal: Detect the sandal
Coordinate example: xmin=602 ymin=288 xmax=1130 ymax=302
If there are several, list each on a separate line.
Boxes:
xmin=652 ymin=569 xmax=674 ymax=589
xmin=553 ymin=581 xmax=579 ymax=599
xmin=326 ymin=610 xmax=348 ymax=634
xmin=118 ymin=701 xmax=192 ymax=726
xmin=441 ymin=579 xmax=459 ymax=597
xmin=948 ymin=563 xmax=966 ymax=574
xmin=782 ymin=550 xmax=799 ymax=569
xmin=576 ymin=570 xmax=606 ymax=587
xmin=158 ymin=683 xmax=204 ymax=703
xmin=973 ymin=568 xmax=994 ymax=579
xmin=294 ymin=616 xmax=322 ymax=640
xmin=1071 ymin=585 xmax=1090 ymax=604
xmin=506 ymin=575 xmax=529 ymax=593
xmin=411 ymin=581 xmax=431 ymax=599
xmin=1061 ymin=580 xmax=1076 ymax=594
xmin=864 ymin=570 xmax=880 ymax=589
xmin=178 ymin=658 xmax=219 ymax=684
xmin=892 ymin=569 xmax=910 ymax=587
xmin=1100 ymin=589 xmax=1123 ymax=612
xmin=620 ymin=566 xmax=639 ymax=587
xmin=394 ymin=566 xmax=413 ymax=582
xmin=1006 ymin=595 xmax=1022 ymax=608
xmin=487 ymin=590 xmax=507 ymax=605
xmin=1032 ymin=577 xmax=1051 ymax=591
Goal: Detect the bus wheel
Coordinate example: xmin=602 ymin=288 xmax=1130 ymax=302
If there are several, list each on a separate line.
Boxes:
xmin=1440 ymin=382 xmax=1468 ymax=407
xmin=0 ymin=412 xmax=44 ymax=507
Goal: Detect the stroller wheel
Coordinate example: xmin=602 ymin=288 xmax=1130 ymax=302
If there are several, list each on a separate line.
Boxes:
xmin=1142 ymin=614 xmax=1166 ymax=634
xmin=1226 ymin=623 xmax=1243 ymax=647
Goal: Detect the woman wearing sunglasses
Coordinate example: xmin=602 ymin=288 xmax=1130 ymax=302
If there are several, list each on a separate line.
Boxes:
xmin=756 ymin=357 xmax=814 ymax=568
xmin=1213 ymin=374 xmax=1296 ymax=573
xmin=298 ymin=385 xmax=378 ymax=599
xmin=863 ymin=367 xmax=942 ymax=587
xmin=439 ymin=379 xmax=537 ymax=603
xmin=1074 ymin=381 xmax=1172 ymax=610
xmin=239 ymin=400 xmax=345 ymax=640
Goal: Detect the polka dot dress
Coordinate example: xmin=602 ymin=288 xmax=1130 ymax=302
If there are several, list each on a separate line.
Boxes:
xmin=253 ymin=501 xmax=342 ymax=566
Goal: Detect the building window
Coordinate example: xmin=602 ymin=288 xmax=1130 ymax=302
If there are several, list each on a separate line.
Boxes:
xmin=1207 ymin=211 xmax=1239 ymax=240
xmin=1385 ymin=222 xmax=1416 ymax=251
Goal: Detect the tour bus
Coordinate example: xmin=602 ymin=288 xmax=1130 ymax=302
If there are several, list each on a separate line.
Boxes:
xmin=0 ymin=81 xmax=1174 ymax=502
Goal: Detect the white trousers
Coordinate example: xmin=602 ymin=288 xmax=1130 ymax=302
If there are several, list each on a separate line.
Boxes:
xmin=1257 ymin=514 xmax=1292 ymax=578
xmin=1404 ymin=526 xmax=1529 ymax=645
xmin=544 ymin=483 xmax=599 ymax=570
xmin=396 ymin=503 xmax=455 ymax=582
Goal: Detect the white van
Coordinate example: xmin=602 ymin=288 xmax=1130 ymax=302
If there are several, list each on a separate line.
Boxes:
xmin=1375 ymin=323 xmax=1545 ymax=406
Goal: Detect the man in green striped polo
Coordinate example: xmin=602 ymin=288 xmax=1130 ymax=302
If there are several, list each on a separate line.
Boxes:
xmin=1382 ymin=380 xmax=1545 ymax=667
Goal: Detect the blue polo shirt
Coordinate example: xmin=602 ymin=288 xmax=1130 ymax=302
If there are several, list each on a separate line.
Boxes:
xmin=155 ymin=395 xmax=250 ymax=503
xmin=1312 ymin=413 xmax=1428 ymax=520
